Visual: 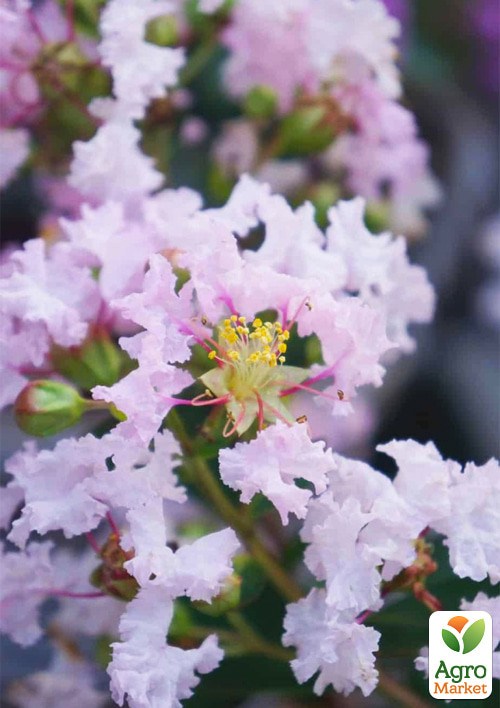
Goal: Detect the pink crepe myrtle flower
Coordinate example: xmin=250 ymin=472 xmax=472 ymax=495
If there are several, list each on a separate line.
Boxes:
xmin=306 ymin=0 xmax=400 ymax=98
xmin=121 ymin=498 xmax=240 ymax=595
xmin=0 ymin=239 xmax=99 ymax=351
xmin=0 ymin=0 xmax=98 ymax=129
xmin=219 ymin=177 xmax=434 ymax=352
xmin=299 ymin=440 xmax=500 ymax=632
xmin=378 ymin=440 xmax=500 ymax=583
xmin=7 ymin=652 xmax=109 ymax=708
xmin=219 ymin=421 xmax=334 ymax=524
xmin=99 ymin=0 xmax=184 ymax=120
xmin=326 ymin=80 xmax=432 ymax=204
xmin=0 ymin=540 xmax=55 ymax=646
xmin=222 ymin=0 xmax=400 ymax=113
xmin=222 ymin=0 xmax=315 ymax=113
xmin=326 ymin=197 xmax=435 ymax=352
xmin=3 ymin=428 xmax=185 ymax=546
xmin=69 ymin=122 xmax=164 ymax=206
xmin=283 ymin=588 xmax=380 ymax=696
xmin=80 ymin=173 xmax=435 ymax=450
xmin=0 ymin=238 xmax=100 ymax=407
xmin=108 ymin=585 xmax=223 ymax=708
xmin=98 ymin=248 xmax=392 ymax=442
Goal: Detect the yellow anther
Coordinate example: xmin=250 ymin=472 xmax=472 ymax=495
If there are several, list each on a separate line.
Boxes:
xmin=283 ymin=330 xmax=290 ymax=340
xmin=278 ymin=343 xmax=287 ymax=354
xmin=228 ymin=350 xmax=240 ymax=361
xmin=208 ymin=350 xmax=216 ymax=360
xmin=238 ymin=316 xmax=246 ymax=323
xmin=279 ymin=356 xmax=286 ymax=363
xmin=253 ymin=318 xmax=262 ymax=328
xmin=230 ymin=315 xmax=238 ymax=322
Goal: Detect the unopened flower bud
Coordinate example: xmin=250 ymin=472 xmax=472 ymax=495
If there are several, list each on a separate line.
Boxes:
xmin=365 ymin=201 xmax=391 ymax=233
xmin=14 ymin=380 xmax=86 ymax=437
xmin=145 ymin=15 xmax=179 ymax=47
xmin=51 ymin=325 xmax=129 ymax=390
xmin=244 ymin=85 xmax=278 ymax=119
xmin=278 ymin=105 xmax=335 ymax=157
xmin=307 ymin=182 xmax=341 ymax=228
xmin=90 ymin=533 xmax=138 ymax=602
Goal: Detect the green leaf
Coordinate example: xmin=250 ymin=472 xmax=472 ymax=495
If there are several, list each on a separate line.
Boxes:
xmin=442 ymin=628 xmax=460 ymax=652
xmin=462 ymin=619 xmax=485 ymax=655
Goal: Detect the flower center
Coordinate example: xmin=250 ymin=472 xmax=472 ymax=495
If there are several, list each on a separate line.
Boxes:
xmin=210 ymin=315 xmax=289 ymax=365
xmin=198 ymin=314 xmax=309 ymax=436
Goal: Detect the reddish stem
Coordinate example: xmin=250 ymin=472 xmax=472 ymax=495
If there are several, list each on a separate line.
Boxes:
xmin=283 ymin=295 xmax=311 ymax=332
xmin=106 ymin=511 xmax=120 ymax=537
xmin=85 ymin=532 xmax=101 ymax=555
xmin=279 ymin=381 xmax=347 ymax=403
xmin=46 ymin=589 xmax=106 ymax=599
xmin=27 ymin=8 xmax=47 ymax=45
xmin=66 ymin=0 xmax=76 ymax=42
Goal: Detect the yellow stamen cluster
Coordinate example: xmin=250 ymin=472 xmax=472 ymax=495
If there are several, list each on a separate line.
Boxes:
xmin=209 ymin=315 xmax=290 ymax=368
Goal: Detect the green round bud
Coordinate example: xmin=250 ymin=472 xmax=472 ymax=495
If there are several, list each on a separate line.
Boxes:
xmin=279 ymin=105 xmax=336 ymax=157
xmin=208 ymin=163 xmax=236 ymax=203
xmin=145 ymin=15 xmax=179 ymax=47
xmin=14 ymin=380 xmax=86 ymax=437
xmin=309 ymin=181 xmax=341 ymax=228
xmin=244 ymin=85 xmax=278 ymax=119
xmin=51 ymin=325 xmax=127 ymax=390
xmin=364 ymin=200 xmax=391 ymax=233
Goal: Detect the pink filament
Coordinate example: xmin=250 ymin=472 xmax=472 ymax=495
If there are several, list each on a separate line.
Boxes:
xmin=223 ymin=402 xmax=247 ymax=437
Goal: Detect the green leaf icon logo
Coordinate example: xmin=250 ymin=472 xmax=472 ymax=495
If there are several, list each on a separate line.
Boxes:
xmin=442 ymin=628 xmax=460 ymax=652
xmin=462 ymin=619 xmax=485 ymax=654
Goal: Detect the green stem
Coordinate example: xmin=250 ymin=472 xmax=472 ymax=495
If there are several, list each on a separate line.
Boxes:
xmin=377 ymin=670 xmax=432 ymax=708
xmin=180 ymin=37 xmax=218 ymax=85
xmin=173 ymin=620 xmax=293 ymax=661
xmin=227 ymin=611 xmax=294 ymax=662
xmin=168 ymin=410 xmax=303 ymax=603
xmin=84 ymin=399 xmax=112 ymax=411
xmin=255 ymin=130 xmax=284 ymax=169
xmin=83 ymin=399 xmax=125 ymax=423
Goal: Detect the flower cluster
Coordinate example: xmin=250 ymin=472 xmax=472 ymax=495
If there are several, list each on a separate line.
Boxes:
xmin=0 ymin=1 xmax=498 ymax=707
